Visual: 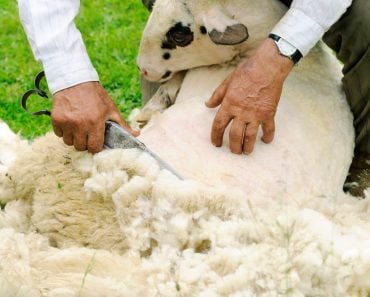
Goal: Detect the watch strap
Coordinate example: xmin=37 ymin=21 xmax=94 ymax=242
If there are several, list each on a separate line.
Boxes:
xmin=268 ymin=33 xmax=302 ymax=64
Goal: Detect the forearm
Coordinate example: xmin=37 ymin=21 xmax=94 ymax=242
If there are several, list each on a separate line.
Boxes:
xmin=271 ymin=0 xmax=353 ymax=55
xmin=18 ymin=0 xmax=99 ymax=93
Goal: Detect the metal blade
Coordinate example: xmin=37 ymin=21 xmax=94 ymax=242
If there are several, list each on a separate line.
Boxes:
xmin=104 ymin=121 xmax=183 ymax=179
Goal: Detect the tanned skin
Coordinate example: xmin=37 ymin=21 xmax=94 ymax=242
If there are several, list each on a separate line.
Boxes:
xmin=206 ymin=38 xmax=294 ymax=154
xmin=52 ymin=81 xmax=138 ymax=153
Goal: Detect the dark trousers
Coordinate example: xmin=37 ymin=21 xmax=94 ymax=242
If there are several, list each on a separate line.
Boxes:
xmin=281 ymin=0 xmax=370 ymax=154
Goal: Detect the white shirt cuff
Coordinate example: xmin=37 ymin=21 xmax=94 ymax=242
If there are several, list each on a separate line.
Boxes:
xmin=271 ymin=7 xmax=325 ymax=56
xmin=42 ymin=53 xmax=99 ymax=94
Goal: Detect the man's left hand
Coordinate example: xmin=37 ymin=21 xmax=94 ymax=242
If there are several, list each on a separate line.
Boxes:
xmin=205 ymin=38 xmax=294 ymax=154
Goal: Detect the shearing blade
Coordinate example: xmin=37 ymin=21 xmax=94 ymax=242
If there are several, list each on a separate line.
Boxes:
xmin=104 ymin=120 xmax=183 ymax=179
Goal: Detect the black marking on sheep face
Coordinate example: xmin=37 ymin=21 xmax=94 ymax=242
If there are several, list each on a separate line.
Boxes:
xmin=142 ymin=0 xmax=155 ymax=11
xmin=161 ymin=22 xmax=194 ymax=50
xmin=163 ymin=52 xmax=171 ymax=60
xmin=200 ymin=26 xmax=207 ymax=35
xmin=161 ymin=70 xmax=172 ymax=80
xmin=161 ymin=40 xmax=176 ymax=50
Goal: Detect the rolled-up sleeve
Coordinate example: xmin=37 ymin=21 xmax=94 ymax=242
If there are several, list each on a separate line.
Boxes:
xmin=271 ymin=0 xmax=353 ymax=56
xmin=18 ymin=0 xmax=99 ymax=94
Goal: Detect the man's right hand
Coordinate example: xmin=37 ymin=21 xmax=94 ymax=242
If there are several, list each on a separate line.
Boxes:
xmin=52 ymin=82 xmax=139 ymax=153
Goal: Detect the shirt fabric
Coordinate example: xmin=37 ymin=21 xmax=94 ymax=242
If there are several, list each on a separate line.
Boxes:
xmin=18 ymin=0 xmax=352 ymax=94
xmin=271 ymin=0 xmax=353 ymax=56
xmin=18 ymin=0 xmax=99 ymax=94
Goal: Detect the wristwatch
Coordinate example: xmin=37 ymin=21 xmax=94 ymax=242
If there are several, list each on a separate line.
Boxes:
xmin=268 ymin=33 xmax=302 ymax=64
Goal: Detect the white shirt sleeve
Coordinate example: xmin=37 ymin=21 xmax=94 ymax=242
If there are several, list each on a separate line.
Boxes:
xmin=18 ymin=0 xmax=99 ymax=94
xmin=271 ymin=0 xmax=353 ymax=56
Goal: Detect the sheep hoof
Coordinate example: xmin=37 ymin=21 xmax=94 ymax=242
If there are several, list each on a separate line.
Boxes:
xmin=209 ymin=24 xmax=249 ymax=45
xmin=136 ymin=120 xmax=149 ymax=129
xmin=134 ymin=111 xmax=157 ymax=129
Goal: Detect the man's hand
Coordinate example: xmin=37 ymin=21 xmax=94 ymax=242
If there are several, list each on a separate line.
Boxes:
xmin=205 ymin=38 xmax=294 ymax=154
xmin=52 ymin=82 xmax=138 ymax=153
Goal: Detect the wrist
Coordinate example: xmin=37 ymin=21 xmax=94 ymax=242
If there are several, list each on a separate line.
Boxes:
xmin=54 ymin=81 xmax=99 ymax=95
xmin=256 ymin=38 xmax=294 ymax=80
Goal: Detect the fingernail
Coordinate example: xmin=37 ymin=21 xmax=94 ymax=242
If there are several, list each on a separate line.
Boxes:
xmin=231 ymin=150 xmax=242 ymax=155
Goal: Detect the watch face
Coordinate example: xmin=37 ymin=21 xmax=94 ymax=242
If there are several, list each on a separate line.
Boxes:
xmin=277 ymin=39 xmax=297 ymax=56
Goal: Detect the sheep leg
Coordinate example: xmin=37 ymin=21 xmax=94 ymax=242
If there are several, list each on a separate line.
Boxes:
xmin=134 ymin=71 xmax=186 ymax=128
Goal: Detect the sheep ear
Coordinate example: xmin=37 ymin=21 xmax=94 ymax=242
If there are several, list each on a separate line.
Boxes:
xmin=202 ymin=8 xmax=249 ymax=45
xmin=142 ymin=0 xmax=155 ymax=11
xmin=208 ymin=24 xmax=249 ymax=45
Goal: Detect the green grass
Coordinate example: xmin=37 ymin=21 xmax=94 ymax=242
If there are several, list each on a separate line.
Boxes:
xmin=0 ymin=0 xmax=149 ymax=139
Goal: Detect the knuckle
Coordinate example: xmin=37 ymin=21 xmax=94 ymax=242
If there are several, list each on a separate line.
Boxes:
xmin=74 ymin=141 xmax=87 ymax=151
xmin=213 ymin=121 xmax=224 ymax=131
xmin=87 ymin=138 xmax=103 ymax=154
xmin=229 ymin=132 xmax=240 ymax=142
xmin=245 ymin=132 xmax=257 ymax=139
xmin=88 ymin=145 xmax=102 ymax=154
xmin=74 ymin=145 xmax=85 ymax=151
xmin=85 ymin=119 xmax=99 ymax=129
xmin=214 ymin=114 xmax=228 ymax=128
xmin=51 ymin=115 xmax=65 ymax=126
xmin=53 ymin=114 xmax=78 ymax=128
xmin=261 ymin=108 xmax=275 ymax=119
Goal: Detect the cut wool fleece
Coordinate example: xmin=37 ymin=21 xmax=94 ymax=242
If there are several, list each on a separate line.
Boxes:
xmin=0 ymin=131 xmax=370 ymax=296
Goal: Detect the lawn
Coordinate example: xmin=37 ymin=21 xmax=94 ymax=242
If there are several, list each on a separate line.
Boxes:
xmin=0 ymin=0 xmax=149 ymax=139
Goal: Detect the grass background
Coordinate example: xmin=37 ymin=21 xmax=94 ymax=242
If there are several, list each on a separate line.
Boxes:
xmin=0 ymin=0 xmax=149 ymax=139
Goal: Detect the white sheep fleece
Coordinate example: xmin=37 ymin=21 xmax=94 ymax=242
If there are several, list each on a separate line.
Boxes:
xmin=0 ymin=122 xmax=28 ymax=174
xmin=0 ymin=117 xmax=370 ymax=296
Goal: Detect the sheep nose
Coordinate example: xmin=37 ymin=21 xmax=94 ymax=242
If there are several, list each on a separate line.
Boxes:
xmin=140 ymin=68 xmax=148 ymax=76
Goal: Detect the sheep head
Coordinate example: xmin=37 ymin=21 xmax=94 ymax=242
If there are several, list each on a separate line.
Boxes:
xmin=137 ymin=0 xmax=249 ymax=82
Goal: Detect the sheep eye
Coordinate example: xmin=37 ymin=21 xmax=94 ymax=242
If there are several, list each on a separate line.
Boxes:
xmin=170 ymin=29 xmax=193 ymax=46
xmin=166 ymin=22 xmax=194 ymax=47
xmin=173 ymin=31 xmax=186 ymax=43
